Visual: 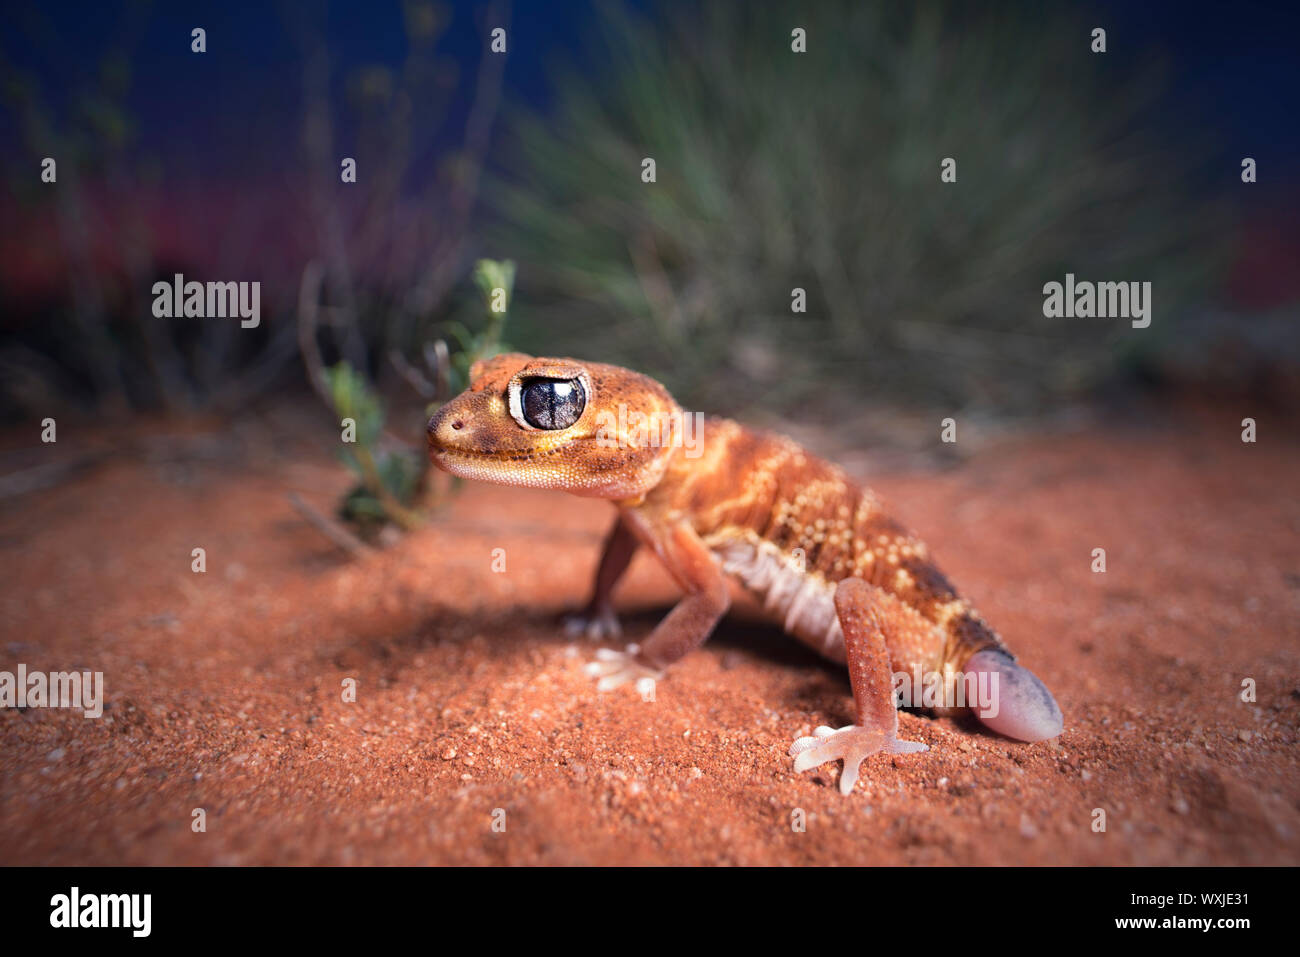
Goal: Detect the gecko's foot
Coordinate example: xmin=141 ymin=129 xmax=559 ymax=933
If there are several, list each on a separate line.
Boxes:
xmin=789 ymin=723 xmax=928 ymax=795
xmin=583 ymin=644 xmax=662 ymax=692
xmin=563 ymin=606 xmax=623 ymax=640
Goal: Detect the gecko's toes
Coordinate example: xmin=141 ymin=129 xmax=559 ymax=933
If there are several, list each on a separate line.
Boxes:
xmin=563 ymin=607 xmax=623 ymax=640
xmin=789 ymin=723 xmax=928 ymax=795
xmin=965 ymin=649 xmax=1063 ymax=742
xmin=583 ymin=644 xmax=662 ymax=692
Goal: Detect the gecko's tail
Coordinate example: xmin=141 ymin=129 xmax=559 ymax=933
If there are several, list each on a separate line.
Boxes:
xmin=964 ymin=648 xmax=1063 ymax=742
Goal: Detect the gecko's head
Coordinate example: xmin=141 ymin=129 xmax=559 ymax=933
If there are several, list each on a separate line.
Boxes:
xmin=427 ymin=352 xmax=683 ymax=499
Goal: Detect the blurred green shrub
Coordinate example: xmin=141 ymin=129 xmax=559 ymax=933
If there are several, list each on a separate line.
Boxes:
xmin=324 ymin=258 xmax=516 ymax=536
xmin=326 ymin=360 xmax=424 ymax=533
xmin=489 ymin=1 xmax=1229 ymax=413
xmin=443 ymin=257 xmax=516 ymax=392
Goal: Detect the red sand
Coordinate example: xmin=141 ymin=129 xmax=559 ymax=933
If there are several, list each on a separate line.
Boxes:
xmin=1 ymin=404 xmax=1297 ymax=865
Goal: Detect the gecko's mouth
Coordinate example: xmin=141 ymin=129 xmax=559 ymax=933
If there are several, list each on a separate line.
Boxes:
xmin=427 ymin=443 xmax=547 ymax=484
xmin=429 ymin=444 xmax=499 ymax=468
xmin=427 ymin=443 xmax=580 ymax=493
xmin=427 ymin=442 xmax=539 ymax=465
xmin=428 ymin=445 xmax=506 ymax=483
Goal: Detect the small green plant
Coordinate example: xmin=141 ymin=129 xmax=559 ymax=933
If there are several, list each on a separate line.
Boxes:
xmin=324 ymin=258 xmax=517 ymax=538
xmin=439 ymin=258 xmax=517 ymax=393
xmin=327 ymin=361 xmax=426 ymax=534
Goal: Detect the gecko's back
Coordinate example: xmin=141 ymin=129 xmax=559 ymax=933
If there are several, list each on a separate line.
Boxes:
xmin=641 ymin=416 xmax=1005 ymax=674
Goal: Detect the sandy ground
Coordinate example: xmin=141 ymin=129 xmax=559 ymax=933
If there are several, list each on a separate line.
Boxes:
xmin=1 ymin=401 xmax=1297 ymax=865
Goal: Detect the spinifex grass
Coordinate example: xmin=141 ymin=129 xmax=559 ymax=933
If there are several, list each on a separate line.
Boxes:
xmin=490 ymin=2 xmax=1228 ymax=415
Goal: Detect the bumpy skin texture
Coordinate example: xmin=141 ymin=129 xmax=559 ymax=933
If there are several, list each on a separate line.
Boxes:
xmin=429 ymin=353 xmax=1064 ymax=793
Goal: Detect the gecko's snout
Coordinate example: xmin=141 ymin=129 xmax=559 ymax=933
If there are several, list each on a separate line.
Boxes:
xmin=426 ymin=397 xmax=509 ymax=477
xmin=426 ymin=411 xmax=463 ymax=438
xmin=426 ymin=405 xmax=463 ymax=459
xmin=965 ymin=649 xmax=1063 ymax=743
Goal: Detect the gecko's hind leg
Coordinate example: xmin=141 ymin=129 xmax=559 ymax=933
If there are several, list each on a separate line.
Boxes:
xmin=789 ymin=578 xmax=927 ymax=794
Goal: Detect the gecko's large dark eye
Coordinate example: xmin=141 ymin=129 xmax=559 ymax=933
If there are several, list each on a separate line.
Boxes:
xmin=520 ymin=377 xmax=586 ymax=430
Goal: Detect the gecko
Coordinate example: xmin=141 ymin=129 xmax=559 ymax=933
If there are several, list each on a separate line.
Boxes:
xmin=427 ymin=353 xmax=1063 ymax=794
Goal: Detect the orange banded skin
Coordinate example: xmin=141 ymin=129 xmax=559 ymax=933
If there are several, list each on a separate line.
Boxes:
xmin=637 ymin=416 xmax=1007 ymax=675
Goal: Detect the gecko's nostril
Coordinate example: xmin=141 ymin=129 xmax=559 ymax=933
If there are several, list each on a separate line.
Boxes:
xmin=451 ymin=420 xmax=464 ymax=431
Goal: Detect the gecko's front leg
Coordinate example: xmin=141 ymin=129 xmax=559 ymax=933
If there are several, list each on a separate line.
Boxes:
xmin=563 ymin=513 xmax=639 ymax=639
xmin=585 ymin=521 xmax=730 ymax=691
xmin=789 ymin=578 xmax=928 ymax=794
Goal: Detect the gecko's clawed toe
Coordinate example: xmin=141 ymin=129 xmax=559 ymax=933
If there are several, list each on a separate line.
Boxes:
xmin=583 ymin=644 xmax=662 ymax=692
xmin=789 ymin=723 xmax=928 ymax=795
xmin=563 ymin=607 xmax=623 ymax=640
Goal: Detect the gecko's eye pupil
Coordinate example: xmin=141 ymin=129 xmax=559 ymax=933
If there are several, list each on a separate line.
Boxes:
xmin=521 ymin=377 xmax=586 ymax=430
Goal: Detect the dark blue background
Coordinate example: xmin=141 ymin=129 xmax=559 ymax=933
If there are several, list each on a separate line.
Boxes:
xmin=1 ymin=0 xmax=1296 ymax=186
